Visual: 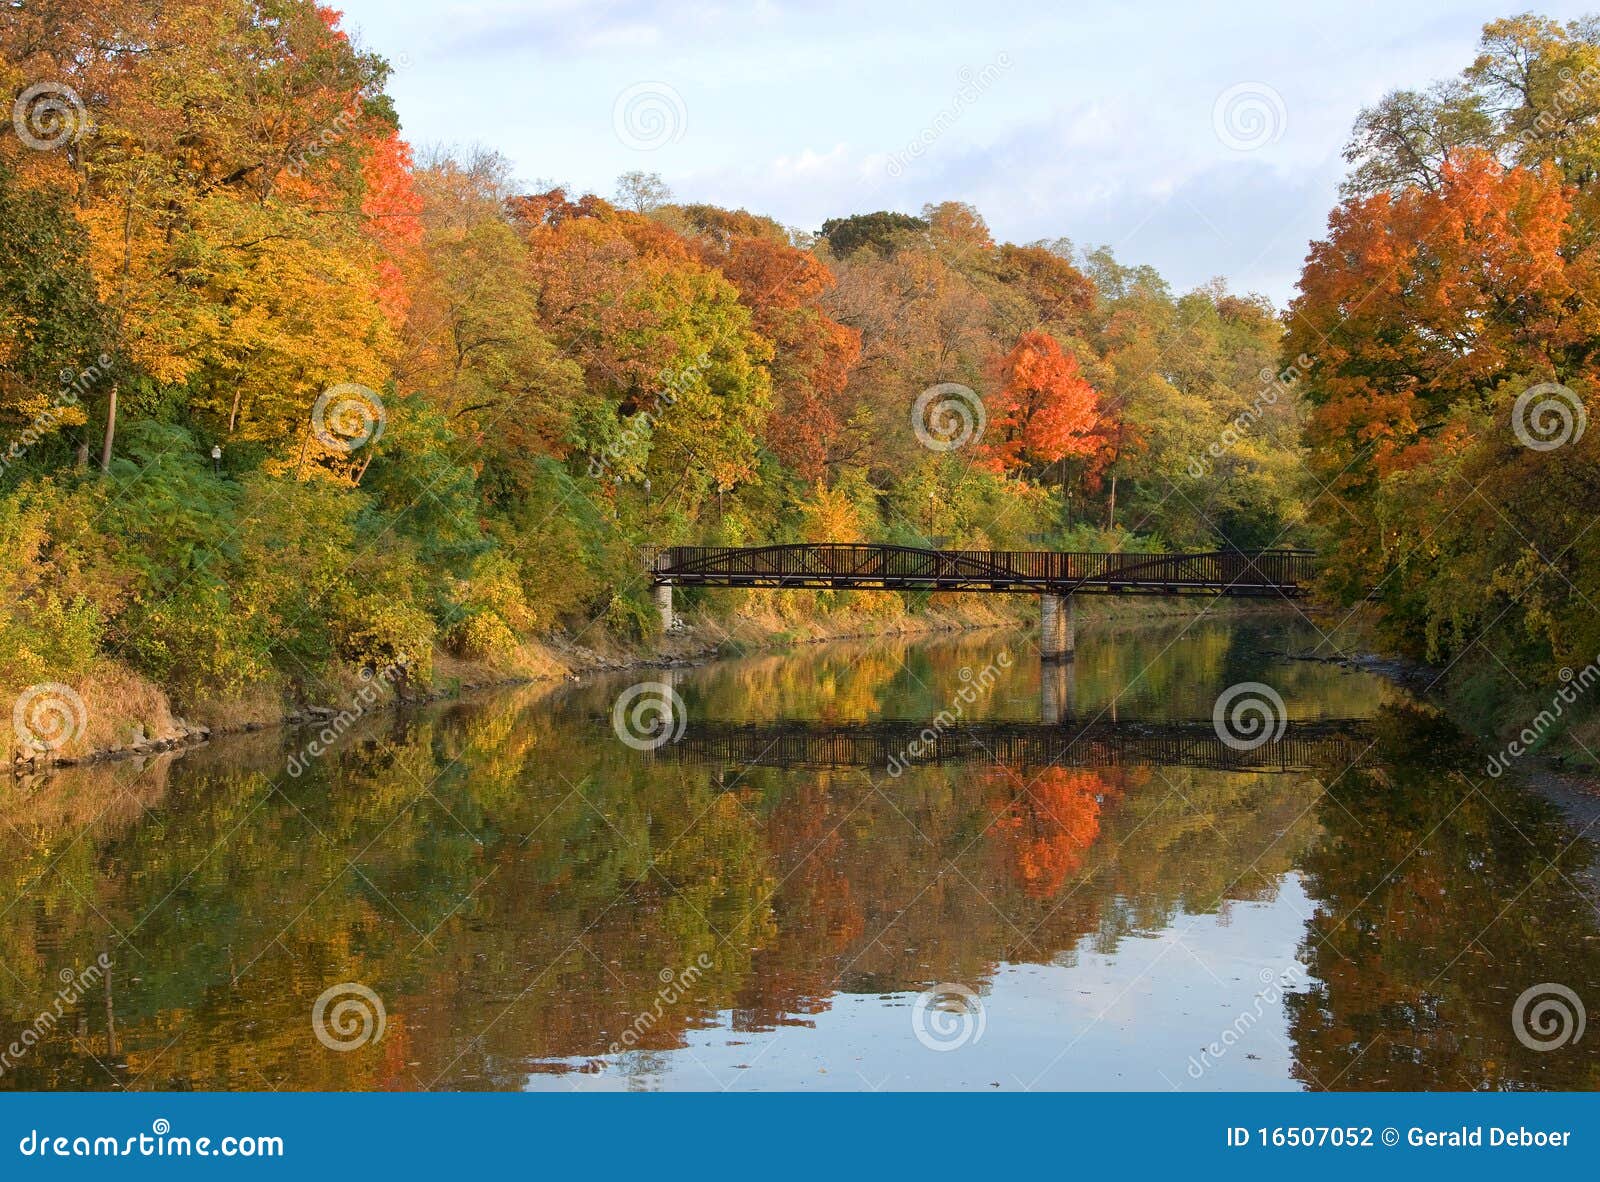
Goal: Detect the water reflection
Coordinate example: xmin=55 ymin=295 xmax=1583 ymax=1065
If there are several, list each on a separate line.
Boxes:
xmin=0 ymin=617 xmax=1596 ymax=1090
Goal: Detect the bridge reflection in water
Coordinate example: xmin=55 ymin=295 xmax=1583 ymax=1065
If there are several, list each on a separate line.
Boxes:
xmin=656 ymin=717 xmax=1370 ymax=775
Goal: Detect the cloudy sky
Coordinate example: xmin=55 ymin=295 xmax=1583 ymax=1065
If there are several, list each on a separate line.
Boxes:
xmin=331 ymin=0 xmax=1593 ymax=304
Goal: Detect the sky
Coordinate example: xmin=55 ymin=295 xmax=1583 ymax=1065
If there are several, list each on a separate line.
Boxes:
xmin=329 ymin=0 xmax=1595 ymax=305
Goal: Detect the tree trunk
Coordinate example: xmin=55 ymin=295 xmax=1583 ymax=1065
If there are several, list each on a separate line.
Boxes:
xmin=1105 ymin=473 xmax=1117 ymax=530
xmin=99 ymin=385 xmax=118 ymax=474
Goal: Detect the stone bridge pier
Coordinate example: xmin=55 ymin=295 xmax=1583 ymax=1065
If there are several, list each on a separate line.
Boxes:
xmin=1039 ymin=593 xmax=1075 ymax=661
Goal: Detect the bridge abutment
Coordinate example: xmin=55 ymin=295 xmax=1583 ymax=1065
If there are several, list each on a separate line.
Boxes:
xmin=653 ymin=583 xmax=673 ymax=633
xmin=1039 ymin=593 xmax=1075 ymax=661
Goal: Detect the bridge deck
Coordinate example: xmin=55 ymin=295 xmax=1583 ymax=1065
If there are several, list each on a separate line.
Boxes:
xmin=653 ymin=544 xmax=1313 ymax=596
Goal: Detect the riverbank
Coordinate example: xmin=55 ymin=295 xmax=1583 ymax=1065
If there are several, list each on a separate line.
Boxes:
xmin=1287 ymin=604 xmax=1600 ymax=806
xmin=6 ymin=593 xmax=1295 ymax=775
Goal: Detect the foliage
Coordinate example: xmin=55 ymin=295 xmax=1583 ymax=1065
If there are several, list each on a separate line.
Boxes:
xmin=0 ymin=3 xmax=1310 ymax=714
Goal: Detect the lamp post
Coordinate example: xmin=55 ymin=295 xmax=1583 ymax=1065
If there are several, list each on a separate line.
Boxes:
xmin=211 ymin=444 xmax=222 ymax=476
xmin=644 ymin=477 xmax=651 ymax=514
xmin=927 ymin=491 xmax=936 ymax=542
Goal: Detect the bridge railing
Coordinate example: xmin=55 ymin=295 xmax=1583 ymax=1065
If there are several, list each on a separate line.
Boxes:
xmin=654 ymin=544 xmax=1314 ymax=591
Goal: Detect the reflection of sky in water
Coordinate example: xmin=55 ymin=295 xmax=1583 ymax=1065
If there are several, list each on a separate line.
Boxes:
xmin=537 ymin=877 xmax=1313 ymax=1092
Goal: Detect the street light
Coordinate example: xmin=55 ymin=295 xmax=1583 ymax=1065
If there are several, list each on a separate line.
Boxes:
xmin=210 ymin=444 xmax=222 ymax=476
xmin=928 ymin=491 xmax=936 ymax=541
xmin=644 ymin=477 xmax=651 ymax=512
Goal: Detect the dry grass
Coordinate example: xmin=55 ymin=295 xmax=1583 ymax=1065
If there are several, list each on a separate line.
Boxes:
xmin=435 ymin=641 xmax=572 ymax=687
xmin=3 ymin=660 xmax=184 ymax=763
xmin=189 ymin=676 xmax=289 ymax=733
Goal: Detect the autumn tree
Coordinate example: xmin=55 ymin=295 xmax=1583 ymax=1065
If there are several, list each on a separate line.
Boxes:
xmin=674 ymin=202 xmax=861 ymax=481
xmin=1344 ymin=14 xmax=1600 ymax=195
xmin=983 ymin=331 xmax=1098 ymax=475
xmin=513 ymin=191 xmax=773 ymax=519
xmin=1290 ymin=149 xmax=1600 ymax=663
xmin=818 ymin=211 xmax=927 ymax=258
xmin=401 ymin=149 xmax=586 ymax=503
xmin=0 ymin=165 xmax=108 ymax=463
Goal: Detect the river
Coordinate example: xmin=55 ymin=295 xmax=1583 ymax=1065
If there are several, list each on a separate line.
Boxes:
xmin=2 ymin=611 xmax=1598 ymax=1090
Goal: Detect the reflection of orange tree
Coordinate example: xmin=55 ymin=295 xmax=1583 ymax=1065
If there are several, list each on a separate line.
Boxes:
xmin=985 ymin=764 xmax=1114 ymax=898
xmin=0 ymin=678 xmax=1366 ymax=1090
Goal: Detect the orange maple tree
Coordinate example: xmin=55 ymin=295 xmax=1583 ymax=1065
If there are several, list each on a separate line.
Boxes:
xmin=982 ymin=331 xmax=1099 ymax=474
xmin=1290 ymin=151 xmax=1598 ymax=493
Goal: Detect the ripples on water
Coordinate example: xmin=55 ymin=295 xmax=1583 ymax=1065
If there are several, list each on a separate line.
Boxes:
xmin=2 ymin=613 xmax=1597 ymax=1091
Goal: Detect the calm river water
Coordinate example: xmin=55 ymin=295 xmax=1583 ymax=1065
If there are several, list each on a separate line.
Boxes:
xmin=3 ymin=612 xmax=1598 ymax=1090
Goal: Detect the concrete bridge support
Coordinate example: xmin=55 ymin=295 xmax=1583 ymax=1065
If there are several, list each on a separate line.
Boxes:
xmin=1039 ymin=593 xmax=1075 ymax=662
xmin=653 ymin=583 xmax=673 ymax=632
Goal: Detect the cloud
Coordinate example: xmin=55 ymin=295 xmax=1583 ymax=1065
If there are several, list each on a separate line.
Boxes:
xmin=439 ymin=0 xmax=775 ymax=57
xmin=335 ymin=0 xmax=1518 ymax=305
xmin=677 ymin=93 xmax=1341 ymax=303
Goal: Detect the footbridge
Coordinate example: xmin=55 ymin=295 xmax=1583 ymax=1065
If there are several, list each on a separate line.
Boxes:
xmin=650 ymin=544 xmax=1316 ymax=659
